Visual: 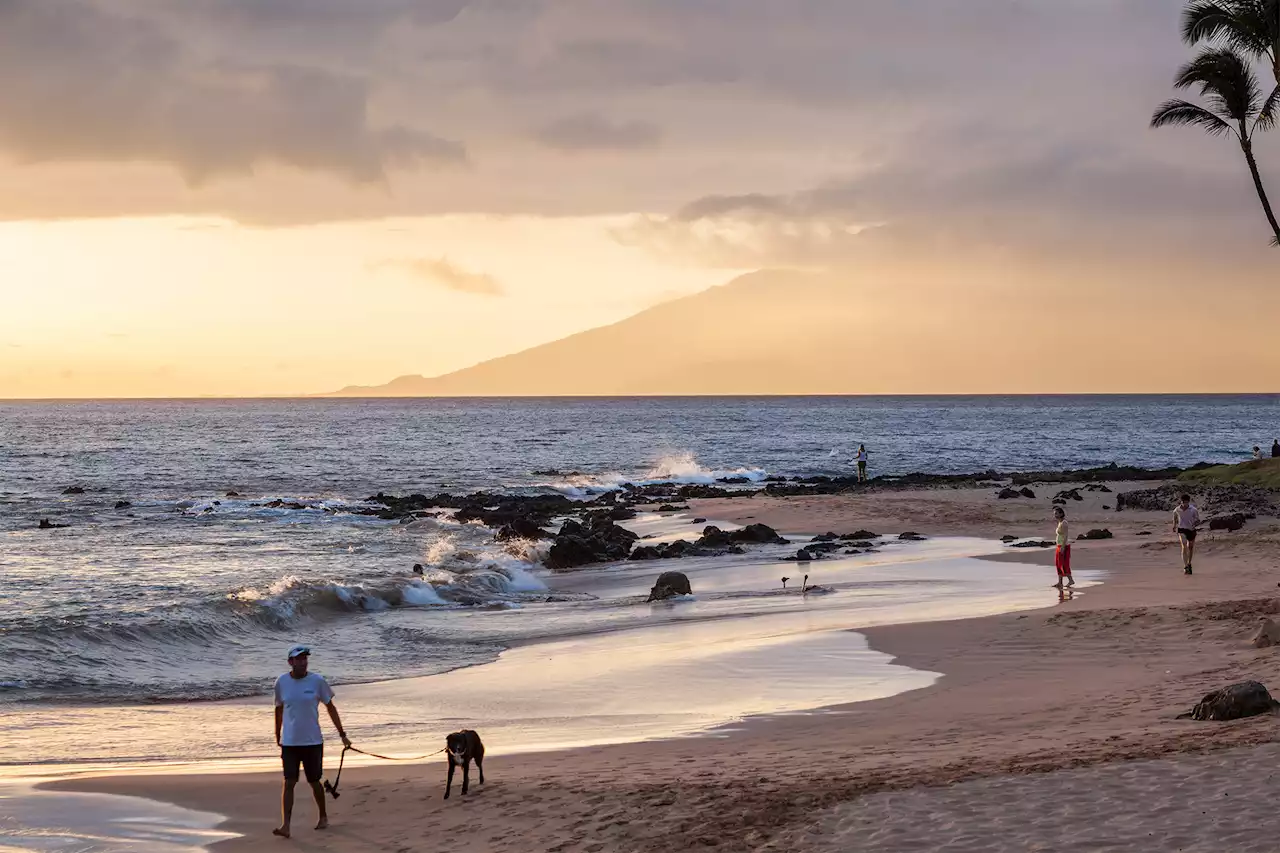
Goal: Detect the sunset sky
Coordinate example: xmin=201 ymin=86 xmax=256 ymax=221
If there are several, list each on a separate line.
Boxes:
xmin=2 ymin=0 xmax=1278 ymax=398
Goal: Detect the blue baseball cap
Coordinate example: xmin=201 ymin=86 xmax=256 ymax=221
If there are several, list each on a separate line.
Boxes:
xmin=287 ymin=645 xmax=311 ymax=659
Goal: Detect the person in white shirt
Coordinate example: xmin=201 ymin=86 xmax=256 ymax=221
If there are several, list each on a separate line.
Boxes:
xmin=1172 ymin=494 xmax=1201 ymax=576
xmin=854 ymin=445 xmax=869 ymax=482
xmin=273 ymin=645 xmax=350 ymax=839
xmin=1254 ymin=446 xmax=1264 ymax=460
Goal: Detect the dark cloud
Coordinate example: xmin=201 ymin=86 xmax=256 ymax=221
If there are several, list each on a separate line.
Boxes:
xmin=0 ymin=0 xmax=465 ymax=183
xmin=383 ymin=257 xmax=505 ymax=296
xmin=533 ymin=113 xmax=661 ymax=151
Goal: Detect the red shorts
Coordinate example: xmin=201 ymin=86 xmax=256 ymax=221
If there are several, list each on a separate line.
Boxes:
xmin=1055 ymin=544 xmax=1072 ymax=578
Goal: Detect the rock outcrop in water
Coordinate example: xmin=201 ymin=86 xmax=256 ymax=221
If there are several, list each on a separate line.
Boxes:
xmin=646 ymin=571 xmax=692 ymax=602
xmin=1178 ymin=680 xmax=1279 ymax=721
xmin=38 ymin=518 xmax=69 ymax=529
xmin=546 ymin=514 xmax=639 ymax=569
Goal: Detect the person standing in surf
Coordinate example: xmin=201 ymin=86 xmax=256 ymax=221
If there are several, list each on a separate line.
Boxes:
xmin=1172 ymin=493 xmax=1201 ymax=576
xmin=1053 ymin=506 xmax=1074 ymax=590
xmin=273 ymin=645 xmax=351 ymax=839
xmin=854 ymin=444 xmax=869 ymax=482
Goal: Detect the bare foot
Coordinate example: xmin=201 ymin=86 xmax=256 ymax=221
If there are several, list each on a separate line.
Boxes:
xmin=315 ymin=818 xmax=329 ymax=831
xmin=1052 ymin=583 xmax=1062 ymax=590
xmin=272 ymin=826 xmax=291 ymax=839
xmin=1066 ymin=578 xmax=1075 ymax=587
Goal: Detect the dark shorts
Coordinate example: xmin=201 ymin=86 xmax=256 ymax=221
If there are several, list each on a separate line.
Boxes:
xmin=857 ymin=461 xmax=867 ymax=471
xmin=281 ymin=744 xmax=324 ymax=783
xmin=1177 ymin=527 xmax=1197 ymax=542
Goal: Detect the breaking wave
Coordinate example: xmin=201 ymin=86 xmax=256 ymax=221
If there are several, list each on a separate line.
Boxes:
xmin=546 ymin=452 xmax=768 ymax=496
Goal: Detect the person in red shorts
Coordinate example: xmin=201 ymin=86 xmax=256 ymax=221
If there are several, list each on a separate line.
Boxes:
xmin=1053 ymin=506 xmax=1074 ymax=590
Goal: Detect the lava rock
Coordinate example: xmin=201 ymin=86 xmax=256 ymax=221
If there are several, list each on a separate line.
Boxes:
xmin=784 ymin=548 xmax=816 ymax=562
xmin=1054 ymin=488 xmax=1084 ymax=502
xmin=898 ymin=532 xmax=927 ymax=541
xmin=226 ymin=491 xmax=242 ymax=497
xmin=646 ymin=571 xmax=693 ymax=602
xmin=1019 ymin=487 xmax=1036 ymax=499
xmin=840 ymin=530 xmax=878 ymax=541
xmin=691 ymin=517 xmax=707 ymax=524
xmin=114 ymin=500 xmax=132 ymax=509
xmin=997 ymin=488 xmax=1022 ymax=500
xmin=1076 ymin=528 xmax=1113 ymax=541
xmin=38 ymin=518 xmax=69 ymax=529
xmin=1209 ymin=513 xmax=1247 ymax=532
xmin=656 ymin=504 xmax=688 ymax=513
xmin=495 ymin=517 xmax=551 ymax=541
xmin=1000 ymin=535 xmax=1018 ymax=543
xmin=62 ymin=486 xmax=85 ymax=495
xmin=1008 ymin=539 xmax=1055 ymax=548
xmin=546 ymin=515 xmax=640 ymax=569
xmin=1178 ymin=680 xmax=1280 ymax=721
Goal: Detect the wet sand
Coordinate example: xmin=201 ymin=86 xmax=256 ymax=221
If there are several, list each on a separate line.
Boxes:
xmin=48 ymin=483 xmax=1280 ymax=852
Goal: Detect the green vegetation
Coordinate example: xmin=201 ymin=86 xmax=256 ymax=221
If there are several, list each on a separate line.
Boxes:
xmin=1178 ymin=456 xmax=1280 ymax=487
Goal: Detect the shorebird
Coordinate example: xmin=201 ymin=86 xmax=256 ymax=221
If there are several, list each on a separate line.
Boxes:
xmin=781 ymin=576 xmax=790 ymax=589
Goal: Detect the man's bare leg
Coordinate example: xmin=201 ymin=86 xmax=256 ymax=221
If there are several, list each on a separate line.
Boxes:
xmin=310 ymin=781 xmax=328 ymax=830
xmin=274 ymin=778 xmax=296 ymax=838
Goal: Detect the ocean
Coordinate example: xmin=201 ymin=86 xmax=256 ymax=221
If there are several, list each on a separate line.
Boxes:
xmin=0 ymin=395 xmax=1275 ymax=717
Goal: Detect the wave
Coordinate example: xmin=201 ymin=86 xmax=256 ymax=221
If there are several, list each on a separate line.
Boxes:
xmin=546 ymin=452 xmax=768 ymax=496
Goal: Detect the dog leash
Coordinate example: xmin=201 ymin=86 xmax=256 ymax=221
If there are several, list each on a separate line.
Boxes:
xmin=324 ymin=744 xmax=448 ymax=799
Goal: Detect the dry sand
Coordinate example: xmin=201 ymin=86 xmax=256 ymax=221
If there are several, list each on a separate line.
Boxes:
xmin=51 ymin=484 xmax=1280 ymax=852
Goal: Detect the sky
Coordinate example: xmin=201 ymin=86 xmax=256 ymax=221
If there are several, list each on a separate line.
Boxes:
xmin=1 ymin=0 xmax=1277 ymax=397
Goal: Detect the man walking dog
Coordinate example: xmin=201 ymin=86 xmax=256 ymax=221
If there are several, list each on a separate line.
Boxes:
xmin=274 ymin=645 xmax=350 ymax=838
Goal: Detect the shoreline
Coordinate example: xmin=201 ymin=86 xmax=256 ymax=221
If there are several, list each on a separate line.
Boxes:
xmin=35 ymin=482 xmax=1280 ymax=852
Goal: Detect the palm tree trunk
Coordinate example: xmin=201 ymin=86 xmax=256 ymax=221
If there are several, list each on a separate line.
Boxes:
xmin=1240 ymin=134 xmax=1280 ymax=244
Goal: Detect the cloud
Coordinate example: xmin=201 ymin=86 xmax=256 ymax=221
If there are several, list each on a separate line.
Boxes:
xmin=0 ymin=1 xmax=465 ymax=184
xmin=533 ymin=113 xmax=661 ymax=151
xmin=384 ymin=257 xmax=505 ymax=296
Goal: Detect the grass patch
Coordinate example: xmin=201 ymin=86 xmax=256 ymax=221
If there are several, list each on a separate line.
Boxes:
xmin=1178 ymin=457 xmax=1280 ymax=488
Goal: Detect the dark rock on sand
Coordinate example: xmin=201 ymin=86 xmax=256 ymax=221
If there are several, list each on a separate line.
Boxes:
xmin=1019 ymin=487 xmax=1036 ymax=499
xmin=1001 ymin=535 xmax=1018 ymax=543
xmin=997 ymin=488 xmax=1022 ymax=500
xmin=38 ymin=518 xmax=69 ymax=529
xmin=1117 ymin=484 xmax=1280 ymax=517
xmin=546 ymin=515 xmax=640 ymax=569
xmin=691 ymin=517 xmax=707 ymax=524
xmin=1076 ymin=528 xmax=1113 ymax=541
xmin=1008 ymin=539 xmax=1055 ymax=548
xmin=1054 ymin=488 xmax=1084 ymax=502
xmin=1178 ymin=680 xmax=1280 ymax=721
xmin=646 ymin=571 xmax=693 ymax=602
xmin=784 ymin=549 xmax=817 ymax=562
xmin=840 ymin=530 xmax=878 ymax=541
xmin=656 ymin=504 xmax=688 ymax=513
xmin=114 ymin=500 xmax=132 ymax=509
xmin=226 ymin=491 xmax=242 ymax=497
xmin=1209 ymin=513 xmax=1248 ymax=532
xmin=813 ymin=532 xmax=841 ymax=541
xmin=898 ymin=532 xmax=927 ymax=541
xmin=62 ymin=486 xmax=85 ymax=495
xmin=1136 ymin=531 xmax=1153 ymax=536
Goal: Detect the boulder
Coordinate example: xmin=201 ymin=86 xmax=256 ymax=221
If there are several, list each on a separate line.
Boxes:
xmin=732 ymin=523 xmax=788 ymax=544
xmin=1252 ymin=618 xmax=1280 ymax=649
xmin=646 ymin=571 xmax=693 ymax=602
xmin=997 ymin=488 xmax=1022 ymax=500
xmin=1209 ymin=513 xmax=1247 ymax=532
xmin=38 ymin=518 xmax=69 ymax=529
xmin=898 ymin=532 xmax=927 ymax=541
xmin=225 ymin=491 xmax=242 ymax=497
xmin=840 ymin=530 xmax=878 ymax=541
xmin=630 ymin=540 xmax=695 ymax=561
xmin=1019 ymin=487 xmax=1036 ymax=499
xmin=1008 ymin=539 xmax=1055 ymax=548
xmin=691 ymin=517 xmax=707 ymax=524
xmin=1076 ymin=528 xmax=1113 ymax=541
xmin=62 ymin=486 xmax=85 ymax=495
xmin=114 ymin=500 xmax=132 ymax=509
xmin=1054 ymin=488 xmax=1084 ymax=502
xmin=1178 ymin=680 xmax=1279 ymax=721
xmin=813 ymin=532 xmax=841 ymax=542
xmin=656 ymin=504 xmax=688 ymax=513
xmin=784 ymin=549 xmax=816 ymax=562
xmin=1000 ymin=535 xmax=1018 ymax=543
xmin=495 ymin=517 xmax=551 ymax=541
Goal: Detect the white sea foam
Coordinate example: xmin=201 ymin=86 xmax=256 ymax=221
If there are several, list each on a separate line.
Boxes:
xmin=547 ymin=452 xmax=768 ymax=495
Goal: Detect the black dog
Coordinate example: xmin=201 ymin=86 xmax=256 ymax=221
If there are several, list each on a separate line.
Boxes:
xmin=444 ymin=729 xmax=485 ymax=799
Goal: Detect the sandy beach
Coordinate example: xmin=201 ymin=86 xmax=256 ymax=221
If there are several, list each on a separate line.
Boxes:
xmin=45 ymin=482 xmax=1280 ymax=852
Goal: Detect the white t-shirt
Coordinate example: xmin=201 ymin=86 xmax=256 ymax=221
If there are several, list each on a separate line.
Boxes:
xmin=856 ymin=449 xmax=868 ymax=463
xmin=1173 ymin=504 xmax=1200 ymax=530
xmin=274 ymin=672 xmax=334 ymax=747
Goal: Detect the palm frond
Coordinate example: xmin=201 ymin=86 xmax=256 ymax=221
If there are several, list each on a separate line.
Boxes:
xmin=1151 ymin=99 xmax=1237 ymax=136
xmin=1173 ymin=48 xmax=1261 ymax=120
xmin=1183 ymin=0 xmax=1276 ymax=57
xmin=1255 ymin=84 xmax=1280 ymax=132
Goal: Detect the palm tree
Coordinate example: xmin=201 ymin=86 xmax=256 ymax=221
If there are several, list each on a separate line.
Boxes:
xmin=1182 ymin=0 xmax=1280 ymax=84
xmin=1152 ymin=48 xmax=1280 ymax=244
